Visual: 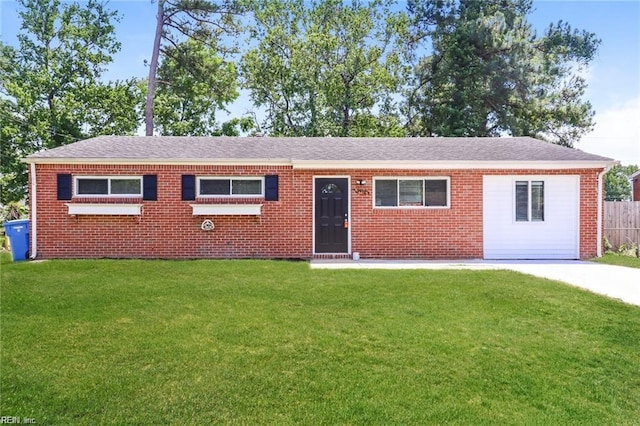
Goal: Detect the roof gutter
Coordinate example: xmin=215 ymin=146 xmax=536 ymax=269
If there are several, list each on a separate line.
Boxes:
xmin=21 ymin=157 xmax=293 ymax=166
xmin=596 ymin=167 xmax=610 ymax=257
xmin=29 ymin=162 xmax=37 ymax=259
xmin=23 ymin=158 xmax=616 ymax=170
xmin=291 ymin=160 xmax=617 ymax=170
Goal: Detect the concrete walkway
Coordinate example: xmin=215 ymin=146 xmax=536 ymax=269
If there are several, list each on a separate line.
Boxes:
xmin=310 ymin=259 xmax=640 ymax=307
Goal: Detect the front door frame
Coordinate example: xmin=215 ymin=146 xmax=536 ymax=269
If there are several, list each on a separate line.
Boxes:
xmin=313 ymin=175 xmax=351 ymax=255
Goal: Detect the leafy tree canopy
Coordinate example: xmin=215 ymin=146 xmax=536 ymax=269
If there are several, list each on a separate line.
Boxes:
xmin=0 ymin=0 xmax=142 ymax=204
xmin=241 ymin=0 xmax=409 ymax=137
xmin=605 ymin=164 xmax=639 ymax=201
xmin=144 ymin=0 xmax=245 ymax=135
xmin=154 ymin=39 xmax=240 ymax=135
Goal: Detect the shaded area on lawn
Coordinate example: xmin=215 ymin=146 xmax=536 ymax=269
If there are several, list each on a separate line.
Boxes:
xmin=1 ymin=256 xmax=639 ymax=424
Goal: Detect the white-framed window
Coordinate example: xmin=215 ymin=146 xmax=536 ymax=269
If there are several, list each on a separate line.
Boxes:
xmin=74 ymin=176 xmax=142 ymax=197
xmin=197 ymin=177 xmax=264 ymax=198
xmin=374 ymin=177 xmax=450 ymax=208
xmin=515 ymin=180 xmax=544 ymax=222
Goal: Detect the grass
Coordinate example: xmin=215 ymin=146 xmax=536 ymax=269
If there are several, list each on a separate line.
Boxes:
xmin=592 ymin=253 xmax=640 ymax=269
xmin=1 ymin=254 xmax=639 ymax=424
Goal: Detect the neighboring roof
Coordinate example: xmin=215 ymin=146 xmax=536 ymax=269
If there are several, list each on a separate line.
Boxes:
xmin=24 ymin=135 xmax=615 ymax=169
xmin=630 ymin=170 xmax=640 ymax=178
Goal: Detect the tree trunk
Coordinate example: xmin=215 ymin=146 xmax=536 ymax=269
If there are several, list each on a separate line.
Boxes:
xmin=145 ymin=0 xmax=164 ymax=136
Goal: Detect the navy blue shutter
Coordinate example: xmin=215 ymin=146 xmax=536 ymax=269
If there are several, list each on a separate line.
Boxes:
xmin=264 ymin=175 xmax=279 ymax=201
xmin=181 ymin=175 xmax=196 ymax=200
xmin=57 ymin=174 xmax=72 ymax=200
xmin=143 ymin=175 xmax=157 ymax=201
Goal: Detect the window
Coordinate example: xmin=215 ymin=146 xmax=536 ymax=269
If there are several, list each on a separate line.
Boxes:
xmin=374 ymin=178 xmax=450 ymax=208
xmin=197 ymin=177 xmax=264 ymax=197
xmin=321 ymin=183 xmax=342 ymax=194
xmin=75 ymin=176 xmax=142 ymax=197
xmin=515 ymin=180 xmax=544 ymax=222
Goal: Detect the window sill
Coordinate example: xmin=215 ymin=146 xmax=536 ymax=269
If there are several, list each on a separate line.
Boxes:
xmin=66 ymin=203 xmax=142 ymax=215
xmin=190 ymin=204 xmax=263 ymax=216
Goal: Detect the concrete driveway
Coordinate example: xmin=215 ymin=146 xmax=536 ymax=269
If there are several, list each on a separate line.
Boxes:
xmin=310 ymin=259 xmax=640 ymax=307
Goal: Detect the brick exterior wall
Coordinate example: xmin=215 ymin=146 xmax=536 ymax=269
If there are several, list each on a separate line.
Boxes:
xmin=30 ymin=164 xmax=604 ymax=260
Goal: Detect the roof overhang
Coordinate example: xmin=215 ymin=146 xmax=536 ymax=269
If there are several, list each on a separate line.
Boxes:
xmin=23 ymin=157 xmax=615 ymax=170
xmin=290 ymin=160 xmax=616 ymax=170
xmin=22 ymin=158 xmax=292 ymax=166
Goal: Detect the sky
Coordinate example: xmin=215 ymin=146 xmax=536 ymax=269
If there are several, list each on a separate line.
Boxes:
xmin=1 ymin=0 xmax=639 ymax=165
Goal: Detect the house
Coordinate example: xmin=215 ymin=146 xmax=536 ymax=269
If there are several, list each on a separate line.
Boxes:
xmin=631 ymin=170 xmax=640 ymax=201
xmin=23 ymin=136 xmax=614 ymax=260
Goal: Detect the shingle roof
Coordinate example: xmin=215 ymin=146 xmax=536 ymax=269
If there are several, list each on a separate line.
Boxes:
xmin=24 ymin=135 xmax=614 ymax=165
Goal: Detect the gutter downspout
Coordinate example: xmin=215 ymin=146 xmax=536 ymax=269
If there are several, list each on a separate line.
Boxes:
xmin=29 ymin=162 xmax=37 ymax=259
xmin=596 ymin=168 xmax=607 ymax=257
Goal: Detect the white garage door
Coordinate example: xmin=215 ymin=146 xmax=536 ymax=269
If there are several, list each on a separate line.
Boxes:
xmin=483 ymin=175 xmax=580 ymax=259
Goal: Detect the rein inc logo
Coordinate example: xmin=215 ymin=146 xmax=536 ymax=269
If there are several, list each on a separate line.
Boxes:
xmin=0 ymin=417 xmax=36 ymax=424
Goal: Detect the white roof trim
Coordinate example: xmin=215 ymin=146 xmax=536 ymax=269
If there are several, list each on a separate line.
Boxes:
xmin=291 ymin=160 xmax=615 ymax=170
xmin=23 ymin=158 xmax=292 ymax=166
xmin=24 ymin=157 xmax=614 ymax=170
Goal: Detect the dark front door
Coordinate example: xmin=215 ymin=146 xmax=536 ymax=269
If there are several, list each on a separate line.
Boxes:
xmin=315 ymin=178 xmax=349 ymax=253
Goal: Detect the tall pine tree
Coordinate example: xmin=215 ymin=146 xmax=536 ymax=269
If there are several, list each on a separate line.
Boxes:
xmin=405 ymin=0 xmax=600 ymax=147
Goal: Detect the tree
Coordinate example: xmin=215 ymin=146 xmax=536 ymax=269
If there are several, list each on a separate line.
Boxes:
xmin=0 ymin=0 xmax=143 ymax=204
xmin=605 ymin=164 xmax=639 ymax=201
xmin=405 ymin=0 xmax=600 ymax=147
xmin=145 ymin=0 xmax=244 ymax=136
xmin=154 ymin=39 xmax=240 ymax=135
xmin=241 ymin=0 xmax=409 ymax=136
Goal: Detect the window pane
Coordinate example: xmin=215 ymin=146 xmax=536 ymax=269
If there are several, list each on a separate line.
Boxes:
xmin=77 ymin=179 xmax=108 ymax=195
xmin=425 ymin=180 xmax=447 ymax=206
xmin=531 ymin=181 xmax=544 ymax=221
xmin=200 ymin=179 xmax=230 ymax=195
xmin=321 ymin=183 xmax=342 ymax=194
xmin=232 ymin=179 xmax=262 ymax=195
xmin=111 ymin=179 xmax=141 ymax=195
xmin=375 ymin=180 xmax=397 ymax=206
xmin=399 ymin=180 xmax=423 ymax=206
xmin=515 ymin=181 xmax=529 ymax=221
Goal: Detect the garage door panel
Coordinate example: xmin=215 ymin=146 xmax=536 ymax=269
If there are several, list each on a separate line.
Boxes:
xmin=486 ymin=248 xmax=576 ymax=260
xmin=483 ymin=175 xmax=579 ymax=259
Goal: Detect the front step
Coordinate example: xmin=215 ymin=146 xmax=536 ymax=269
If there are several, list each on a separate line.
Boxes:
xmin=313 ymin=253 xmax=352 ymax=260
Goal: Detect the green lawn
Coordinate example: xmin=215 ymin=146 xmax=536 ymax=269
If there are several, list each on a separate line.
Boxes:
xmin=1 ymin=255 xmax=639 ymax=424
xmin=592 ymin=253 xmax=640 ymax=269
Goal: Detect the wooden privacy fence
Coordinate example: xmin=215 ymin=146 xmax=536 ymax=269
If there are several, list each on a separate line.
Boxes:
xmin=604 ymin=201 xmax=640 ymax=250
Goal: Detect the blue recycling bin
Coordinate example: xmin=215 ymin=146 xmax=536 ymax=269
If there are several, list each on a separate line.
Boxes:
xmin=3 ymin=219 xmax=30 ymax=261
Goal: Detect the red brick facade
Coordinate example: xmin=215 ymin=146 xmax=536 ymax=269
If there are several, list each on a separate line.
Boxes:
xmin=30 ymin=164 xmax=604 ymax=260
